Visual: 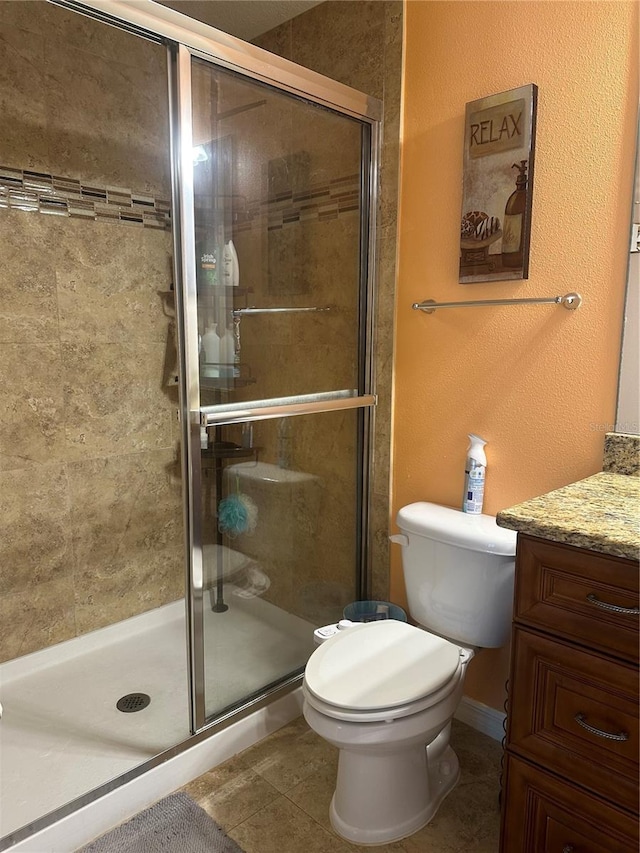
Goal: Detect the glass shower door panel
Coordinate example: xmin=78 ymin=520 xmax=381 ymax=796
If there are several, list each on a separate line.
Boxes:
xmin=191 ymin=58 xmax=366 ymax=407
xmin=202 ymin=409 xmax=359 ymax=720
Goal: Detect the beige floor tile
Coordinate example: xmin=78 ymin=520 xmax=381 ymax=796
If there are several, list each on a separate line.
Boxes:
xmin=183 ymin=762 xmax=280 ymax=830
xmin=229 ymin=795 xmax=353 ymax=853
xmin=284 ymin=758 xmax=337 ymax=831
xmin=285 ymin=762 xmax=457 ymax=853
xmin=181 ymin=716 xmax=502 ymax=852
xmin=241 ymin=716 xmax=338 ymax=793
xmin=246 ymin=718 xmax=500 ymax=852
xmin=404 ymin=774 xmax=501 ymax=851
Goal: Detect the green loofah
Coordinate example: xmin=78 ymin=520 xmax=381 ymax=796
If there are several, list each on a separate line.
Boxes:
xmin=217 ymin=493 xmax=249 ymax=538
xmin=218 ymin=473 xmax=259 ymax=538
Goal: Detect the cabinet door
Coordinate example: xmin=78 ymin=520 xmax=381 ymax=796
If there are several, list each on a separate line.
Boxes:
xmin=508 ymin=627 xmax=639 ymax=813
xmin=500 ymin=756 xmax=638 ymax=853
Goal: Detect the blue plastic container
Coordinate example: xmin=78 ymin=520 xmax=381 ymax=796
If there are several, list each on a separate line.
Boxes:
xmin=343 ymin=600 xmax=407 ymax=623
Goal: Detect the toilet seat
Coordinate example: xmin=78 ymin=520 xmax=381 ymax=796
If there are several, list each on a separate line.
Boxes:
xmin=303 ymin=621 xmax=464 ymax=723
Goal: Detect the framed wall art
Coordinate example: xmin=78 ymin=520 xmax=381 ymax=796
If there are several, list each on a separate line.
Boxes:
xmin=459 ymin=83 xmax=538 ymax=283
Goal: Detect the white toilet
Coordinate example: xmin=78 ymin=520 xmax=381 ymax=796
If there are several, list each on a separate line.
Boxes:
xmin=302 ymin=502 xmax=517 ymax=846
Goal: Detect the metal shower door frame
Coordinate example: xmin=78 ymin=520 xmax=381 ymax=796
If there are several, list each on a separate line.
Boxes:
xmin=173 ymin=43 xmax=381 ymax=734
xmin=51 ymin=0 xmax=381 ymax=735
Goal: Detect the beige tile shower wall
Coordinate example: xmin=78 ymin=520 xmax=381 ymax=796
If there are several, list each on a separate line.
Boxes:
xmin=0 ymin=2 xmax=170 ymax=195
xmin=0 ymin=4 xmax=182 ymax=663
xmin=254 ymin=1 xmax=402 ymax=601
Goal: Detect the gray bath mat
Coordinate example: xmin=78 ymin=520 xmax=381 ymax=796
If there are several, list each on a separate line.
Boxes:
xmin=77 ymin=791 xmax=245 ymax=853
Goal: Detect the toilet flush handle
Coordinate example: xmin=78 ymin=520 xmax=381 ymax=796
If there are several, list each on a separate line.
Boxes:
xmin=389 ymin=533 xmax=409 ymax=547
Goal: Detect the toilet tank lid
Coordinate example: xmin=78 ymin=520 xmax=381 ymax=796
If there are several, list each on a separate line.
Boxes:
xmin=396 ymin=502 xmax=517 ymax=556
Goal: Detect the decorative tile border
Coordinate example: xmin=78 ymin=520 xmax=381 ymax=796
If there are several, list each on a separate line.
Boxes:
xmin=238 ymin=172 xmax=361 ymax=233
xmin=0 ymin=165 xmax=171 ymax=230
xmin=0 ymin=165 xmax=361 ymax=233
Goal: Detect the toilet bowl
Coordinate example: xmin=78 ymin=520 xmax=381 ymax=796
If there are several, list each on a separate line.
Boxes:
xmin=302 ymin=502 xmax=517 ymax=845
xmin=303 ymin=620 xmax=473 ymax=845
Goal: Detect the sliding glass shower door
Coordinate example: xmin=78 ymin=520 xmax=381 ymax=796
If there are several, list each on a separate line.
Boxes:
xmin=173 ymin=45 xmax=378 ymax=731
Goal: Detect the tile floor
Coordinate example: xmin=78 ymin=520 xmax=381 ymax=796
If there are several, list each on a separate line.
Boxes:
xmin=182 ymin=716 xmax=503 ymax=852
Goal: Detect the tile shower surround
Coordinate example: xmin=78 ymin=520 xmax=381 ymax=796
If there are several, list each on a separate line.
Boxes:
xmin=0 ymin=206 xmax=182 ymax=664
xmin=1 ymin=0 xmax=401 ymax=662
xmin=0 ymin=157 xmax=362 ymax=666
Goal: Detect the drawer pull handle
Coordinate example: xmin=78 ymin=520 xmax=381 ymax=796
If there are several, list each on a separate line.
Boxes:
xmin=563 ymin=847 xmax=574 ymax=853
xmin=586 ymin=593 xmax=639 ymax=615
xmin=575 ymin=713 xmax=629 ymax=742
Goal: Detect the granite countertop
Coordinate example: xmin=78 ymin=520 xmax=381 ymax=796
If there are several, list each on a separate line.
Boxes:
xmin=497 ymin=471 xmax=640 ymax=561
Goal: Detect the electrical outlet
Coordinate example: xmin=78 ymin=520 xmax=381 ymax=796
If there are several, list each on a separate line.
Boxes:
xmin=631 ymin=223 xmax=640 ymax=253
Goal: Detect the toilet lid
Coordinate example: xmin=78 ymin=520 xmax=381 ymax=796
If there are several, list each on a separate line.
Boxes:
xmin=304 ymin=621 xmax=461 ymax=711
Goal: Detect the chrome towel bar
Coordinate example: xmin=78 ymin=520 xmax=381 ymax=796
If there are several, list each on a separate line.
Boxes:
xmin=412 ymin=292 xmax=582 ymax=313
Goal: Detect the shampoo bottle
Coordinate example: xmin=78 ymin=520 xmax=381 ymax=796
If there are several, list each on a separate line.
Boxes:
xmin=202 ymin=324 xmax=219 ymax=365
xmin=223 ymin=240 xmax=240 ymax=287
xmin=462 ymin=433 xmax=487 ymax=515
xmin=197 ymin=236 xmax=218 ymax=288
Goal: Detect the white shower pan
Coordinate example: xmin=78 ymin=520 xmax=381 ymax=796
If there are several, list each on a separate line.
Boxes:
xmin=0 ymin=589 xmax=313 ymax=845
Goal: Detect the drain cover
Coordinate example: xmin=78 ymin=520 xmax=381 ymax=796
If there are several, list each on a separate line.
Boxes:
xmin=116 ymin=693 xmax=151 ymax=713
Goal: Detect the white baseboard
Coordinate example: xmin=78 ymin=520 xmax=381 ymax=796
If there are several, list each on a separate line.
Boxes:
xmin=9 ymin=688 xmax=303 ymax=853
xmin=454 ymin=695 xmax=506 ymax=743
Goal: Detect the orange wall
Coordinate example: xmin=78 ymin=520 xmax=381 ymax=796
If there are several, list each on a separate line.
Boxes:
xmin=393 ymin=0 xmax=639 ymax=710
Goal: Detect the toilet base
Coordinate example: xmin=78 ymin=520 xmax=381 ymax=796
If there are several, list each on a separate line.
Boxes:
xmin=329 ymin=742 xmax=460 ymax=846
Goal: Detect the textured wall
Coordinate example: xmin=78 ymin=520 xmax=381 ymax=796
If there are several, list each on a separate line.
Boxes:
xmin=394 ymin=0 xmax=639 ymax=709
xmin=255 ymin=0 xmax=403 ymax=602
xmin=0 ymin=3 xmax=183 ymax=662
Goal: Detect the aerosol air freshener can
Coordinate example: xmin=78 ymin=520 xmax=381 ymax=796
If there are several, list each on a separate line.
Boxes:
xmin=463 ymin=434 xmax=487 ymax=514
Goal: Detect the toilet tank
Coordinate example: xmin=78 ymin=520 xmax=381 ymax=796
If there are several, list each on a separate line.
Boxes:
xmin=394 ymin=502 xmax=517 ymax=648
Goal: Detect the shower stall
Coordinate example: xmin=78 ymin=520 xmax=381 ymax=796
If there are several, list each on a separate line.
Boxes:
xmin=0 ymin=1 xmax=381 ymax=848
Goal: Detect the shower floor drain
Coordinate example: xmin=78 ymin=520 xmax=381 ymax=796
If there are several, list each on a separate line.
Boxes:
xmin=116 ymin=692 xmax=151 ymax=713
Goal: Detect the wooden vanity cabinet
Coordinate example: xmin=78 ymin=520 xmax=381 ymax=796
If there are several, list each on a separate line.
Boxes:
xmin=499 ymin=534 xmax=639 ymax=853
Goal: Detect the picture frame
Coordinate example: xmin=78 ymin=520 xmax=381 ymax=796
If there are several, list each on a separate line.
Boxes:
xmin=459 ymin=83 xmax=538 ymax=283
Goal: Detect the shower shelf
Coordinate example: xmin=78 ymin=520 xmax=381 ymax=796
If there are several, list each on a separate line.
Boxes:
xmin=201 ymin=441 xmax=258 ymax=462
xmin=200 ymin=361 xmax=255 ymax=390
xmin=201 ymin=376 xmax=257 ymax=390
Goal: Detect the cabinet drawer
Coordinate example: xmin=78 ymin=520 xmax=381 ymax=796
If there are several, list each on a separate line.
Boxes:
xmin=515 ymin=535 xmax=639 ymax=662
xmin=500 ymin=755 xmax=638 ymax=853
xmin=508 ymin=628 xmax=639 ymax=813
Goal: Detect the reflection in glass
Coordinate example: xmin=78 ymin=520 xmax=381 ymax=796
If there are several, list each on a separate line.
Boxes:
xmin=201 ymin=410 xmax=359 ymax=719
xmin=190 ymin=58 xmax=369 ymax=721
xmin=191 ymin=58 xmax=366 ymax=407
